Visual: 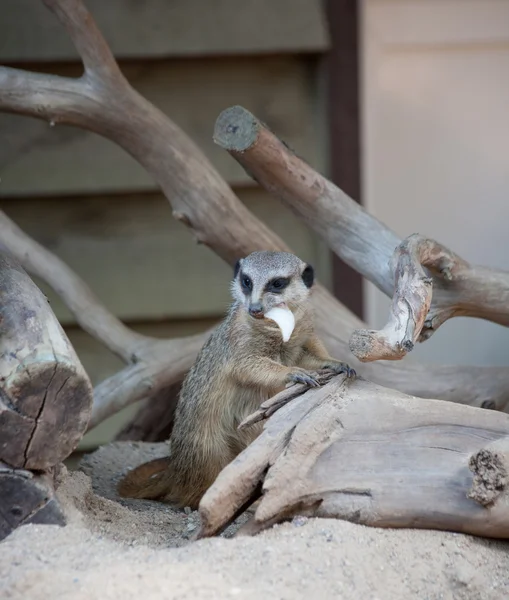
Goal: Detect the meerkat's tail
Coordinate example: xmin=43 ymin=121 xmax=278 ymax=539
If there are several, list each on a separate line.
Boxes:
xmin=117 ymin=456 xmax=173 ymax=500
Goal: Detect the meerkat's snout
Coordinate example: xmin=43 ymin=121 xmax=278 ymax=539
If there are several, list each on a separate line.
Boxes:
xmin=248 ymin=302 xmax=264 ymax=319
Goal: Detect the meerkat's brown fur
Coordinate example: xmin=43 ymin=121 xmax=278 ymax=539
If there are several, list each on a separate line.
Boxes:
xmin=117 ymin=251 xmax=355 ymax=509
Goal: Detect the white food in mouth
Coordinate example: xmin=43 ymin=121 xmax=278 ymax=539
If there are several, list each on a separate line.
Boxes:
xmin=265 ymin=306 xmax=295 ymax=343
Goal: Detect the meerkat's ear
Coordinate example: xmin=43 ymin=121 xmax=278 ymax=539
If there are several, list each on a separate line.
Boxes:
xmin=302 ymin=264 xmax=314 ymax=288
xmin=233 ymin=259 xmax=242 ymax=279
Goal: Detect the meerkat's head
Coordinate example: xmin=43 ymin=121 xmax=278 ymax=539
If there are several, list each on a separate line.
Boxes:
xmin=230 ymin=251 xmax=314 ymax=319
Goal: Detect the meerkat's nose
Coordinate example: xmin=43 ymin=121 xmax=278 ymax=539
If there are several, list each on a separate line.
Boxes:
xmin=248 ymin=303 xmax=264 ymax=318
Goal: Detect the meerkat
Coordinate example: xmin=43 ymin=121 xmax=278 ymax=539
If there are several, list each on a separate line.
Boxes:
xmin=117 ymin=250 xmax=356 ymax=509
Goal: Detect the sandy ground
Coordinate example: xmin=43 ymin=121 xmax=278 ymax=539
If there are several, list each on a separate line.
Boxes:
xmin=1 ymin=441 xmax=509 ymax=600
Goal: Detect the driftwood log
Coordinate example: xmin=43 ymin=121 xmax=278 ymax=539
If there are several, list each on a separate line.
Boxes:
xmin=0 ymin=252 xmax=92 ymax=470
xmin=0 ymin=252 xmax=92 ymax=539
xmin=1 ymin=0 xmax=509 ymax=539
xmin=198 ymin=375 xmax=509 ymax=539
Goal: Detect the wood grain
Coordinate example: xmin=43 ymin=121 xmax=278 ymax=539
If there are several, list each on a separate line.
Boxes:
xmin=198 ymin=376 xmax=509 ymax=539
xmin=0 ymin=253 xmax=93 ymax=470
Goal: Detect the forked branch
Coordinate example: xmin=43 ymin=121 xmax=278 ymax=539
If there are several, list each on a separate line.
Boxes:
xmin=42 ymin=0 xmax=122 ymax=81
xmin=214 ymin=106 xmax=509 ymax=361
xmin=350 ymin=234 xmax=467 ymax=361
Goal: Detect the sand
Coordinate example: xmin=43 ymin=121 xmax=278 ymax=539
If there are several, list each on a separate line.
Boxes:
xmin=1 ymin=441 xmax=509 ymax=600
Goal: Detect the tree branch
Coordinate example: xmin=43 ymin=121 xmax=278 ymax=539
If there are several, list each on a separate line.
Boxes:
xmin=213 ymin=106 xmax=509 ymax=361
xmin=42 ymin=0 xmax=122 ymax=82
xmin=0 ymin=67 xmax=95 ymax=125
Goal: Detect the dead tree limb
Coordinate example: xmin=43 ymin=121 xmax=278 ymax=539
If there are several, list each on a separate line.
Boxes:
xmin=1 ymin=0 xmax=508 ymax=434
xmin=213 ymin=106 xmax=509 ymax=361
xmin=198 ymin=376 xmax=509 ymax=540
xmin=0 ymin=253 xmax=92 ymax=470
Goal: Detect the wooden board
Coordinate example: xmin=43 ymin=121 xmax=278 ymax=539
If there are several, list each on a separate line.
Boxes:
xmin=2 ymin=188 xmax=332 ymax=325
xmin=0 ymin=0 xmax=329 ymax=62
xmin=0 ymin=57 xmax=320 ymax=196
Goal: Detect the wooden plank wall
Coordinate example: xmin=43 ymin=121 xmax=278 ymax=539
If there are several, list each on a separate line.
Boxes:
xmin=0 ymin=1 xmax=331 ymax=447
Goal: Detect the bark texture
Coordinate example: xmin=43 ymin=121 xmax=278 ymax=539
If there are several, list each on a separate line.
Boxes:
xmin=198 ymin=376 xmax=509 ymax=539
xmin=0 ymin=252 xmax=92 ymax=470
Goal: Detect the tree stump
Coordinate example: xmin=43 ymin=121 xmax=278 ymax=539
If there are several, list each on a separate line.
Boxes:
xmin=0 ymin=252 xmax=92 ymax=539
xmin=0 ymin=253 xmax=93 ymax=470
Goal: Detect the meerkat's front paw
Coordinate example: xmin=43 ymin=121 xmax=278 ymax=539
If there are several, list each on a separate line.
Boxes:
xmin=321 ymin=361 xmax=356 ymax=378
xmin=286 ymin=368 xmax=320 ymax=388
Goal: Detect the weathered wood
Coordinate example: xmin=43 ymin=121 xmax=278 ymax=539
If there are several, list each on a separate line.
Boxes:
xmin=0 ymin=0 xmax=329 ymax=62
xmin=0 ymin=252 xmax=93 ymax=470
xmin=0 ymin=463 xmax=66 ymax=541
xmin=213 ymin=105 xmax=509 ymax=360
xmin=350 ymin=234 xmax=461 ymax=361
xmin=2 ymin=0 xmax=509 ymax=447
xmin=0 ymin=57 xmax=320 ymax=197
xmin=3 ymin=188 xmax=330 ymax=325
xmin=198 ymin=376 xmax=509 ymax=540
xmin=468 ymin=436 xmax=509 ymax=507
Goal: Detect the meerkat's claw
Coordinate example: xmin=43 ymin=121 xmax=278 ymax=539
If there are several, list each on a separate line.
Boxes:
xmin=288 ymin=369 xmax=320 ymax=388
xmin=345 ymin=365 xmax=356 ymax=378
xmin=323 ymin=362 xmax=357 ymax=379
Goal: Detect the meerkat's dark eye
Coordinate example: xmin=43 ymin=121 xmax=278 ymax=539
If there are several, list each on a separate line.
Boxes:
xmin=240 ymin=274 xmax=253 ymax=293
xmin=302 ymin=264 xmax=314 ymax=288
xmin=266 ymin=277 xmax=290 ymax=293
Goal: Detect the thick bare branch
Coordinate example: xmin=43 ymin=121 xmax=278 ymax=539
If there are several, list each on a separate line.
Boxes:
xmin=0 ymin=67 xmax=93 ymax=125
xmin=213 ymin=106 xmax=509 ymax=361
xmin=213 ymin=105 xmax=399 ymax=295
